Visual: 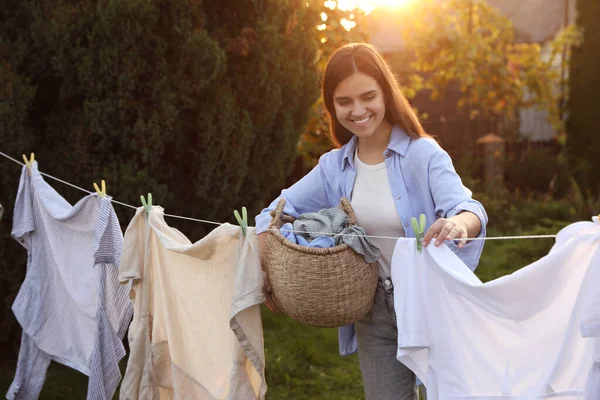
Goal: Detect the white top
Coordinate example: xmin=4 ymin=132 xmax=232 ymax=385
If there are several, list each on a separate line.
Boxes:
xmin=9 ymin=162 xmax=132 ymax=400
xmin=351 ymin=150 xmax=405 ymax=277
xmin=119 ymin=207 xmax=266 ymax=400
xmin=392 ymin=219 xmax=600 ymax=399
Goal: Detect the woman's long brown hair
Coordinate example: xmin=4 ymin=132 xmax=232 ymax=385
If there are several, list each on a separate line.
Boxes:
xmin=322 ymin=42 xmax=429 ymax=148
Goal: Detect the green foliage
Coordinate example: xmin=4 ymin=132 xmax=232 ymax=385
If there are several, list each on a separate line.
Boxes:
xmin=566 ymin=0 xmax=600 ymax=197
xmin=0 ymin=0 xmax=320 ymax=354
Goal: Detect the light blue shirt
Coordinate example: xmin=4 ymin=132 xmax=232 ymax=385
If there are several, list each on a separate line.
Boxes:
xmin=255 ymin=125 xmax=488 ymax=356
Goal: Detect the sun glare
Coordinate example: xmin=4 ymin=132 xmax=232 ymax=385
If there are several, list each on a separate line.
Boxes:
xmin=329 ymin=0 xmax=414 ymax=14
xmin=371 ymin=0 xmax=414 ymax=7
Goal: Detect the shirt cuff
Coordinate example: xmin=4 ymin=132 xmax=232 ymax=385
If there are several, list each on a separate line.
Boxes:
xmin=446 ymin=201 xmax=488 ymax=271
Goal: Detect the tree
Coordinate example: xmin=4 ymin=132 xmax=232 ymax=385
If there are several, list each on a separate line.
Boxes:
xmin=565 ymin=0 xmax=600 ymax=198
xmin=399 ymin=0 xmax=581 ymax=140
xmin=0 ymin=0 xmax=320 ymax=354
xmin=297 ymin=1 xmax=370 ymax=170
xmin=0 ymin=15 xmax=35 ymax=351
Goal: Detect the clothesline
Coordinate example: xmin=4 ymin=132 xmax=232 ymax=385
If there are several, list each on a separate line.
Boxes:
xmin=0 ymin=150 xmax=557 ymax=241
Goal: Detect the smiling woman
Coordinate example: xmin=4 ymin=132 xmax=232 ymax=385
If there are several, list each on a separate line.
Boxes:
xmin=255 ymin=42 xmax=487 ymax=400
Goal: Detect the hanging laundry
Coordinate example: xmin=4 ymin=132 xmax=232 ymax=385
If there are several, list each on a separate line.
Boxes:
xmin=292 ymin=207 xmax=381 ymax=263
xmin=581 ymin=217 xmax=600 ymax=400
xmin=0 ymin=201 xmax=4 ymax=219
xmin=119 ymin=207 xmax=267 ymax=400
xmin=7 ymin=162 xmax=133 ymax=400
xmin=391 ymin=219 xmax=600 ymax=399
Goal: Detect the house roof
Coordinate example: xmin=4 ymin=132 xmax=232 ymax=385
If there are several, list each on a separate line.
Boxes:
xmin=486 ymin=0 xmax=575 ymax=43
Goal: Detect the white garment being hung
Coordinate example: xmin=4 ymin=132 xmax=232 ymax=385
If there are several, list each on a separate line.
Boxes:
xmin=392 ymin=219 xmax=600 ymax=399
xmin=582 ymin=217 xmax=600 ymax=400
xmin=119 ymin=207 xmax=266 ymax=400
xmin=7 ymin=162 xmax=133 ymax=400
xmin=351 ymin=149 xmax=405 ymax=277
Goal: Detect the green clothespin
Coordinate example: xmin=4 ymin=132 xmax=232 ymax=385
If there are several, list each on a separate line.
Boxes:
xmin=234 ymin=206 xmax=248 ymax=236
xmin=140 ymin=193 xmax=152 ymax=217
xmin=411 ymin=213 xmax=426 ymax=253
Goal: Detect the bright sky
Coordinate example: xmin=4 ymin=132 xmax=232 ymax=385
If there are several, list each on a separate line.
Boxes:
xmin=324 ymin=0 xmax=415 ymax=14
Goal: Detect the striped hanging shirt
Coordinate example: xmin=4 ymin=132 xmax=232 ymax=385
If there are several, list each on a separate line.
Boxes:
xmin=7 ymin=162 xmax=133 ymax=400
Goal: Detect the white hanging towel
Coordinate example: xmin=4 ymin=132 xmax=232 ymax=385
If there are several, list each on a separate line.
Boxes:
xmin=119 ymin=207 xmax=266 ymax=400
xmin=7 ymin=162 xmax=133 ymax=400
xmin=392 ymin=219 xmax=600 ymax=399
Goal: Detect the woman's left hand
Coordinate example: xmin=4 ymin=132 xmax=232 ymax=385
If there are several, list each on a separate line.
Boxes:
xmin=423 ymin=218 xmax=468 ymax=249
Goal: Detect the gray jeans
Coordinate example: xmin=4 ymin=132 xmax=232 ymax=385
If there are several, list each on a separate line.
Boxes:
xmin=355 ymin=277 xmax=420 ymax=400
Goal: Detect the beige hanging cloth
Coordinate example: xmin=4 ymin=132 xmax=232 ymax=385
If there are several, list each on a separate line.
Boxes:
xmin=119 ymin=207 xmax=266 ymax=400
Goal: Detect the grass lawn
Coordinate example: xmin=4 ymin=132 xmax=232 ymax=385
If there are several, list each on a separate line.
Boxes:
xmin=0 ymin=223 xmax=562 ymax=399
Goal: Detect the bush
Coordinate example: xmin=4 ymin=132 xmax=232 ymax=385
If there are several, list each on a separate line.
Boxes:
xmin=473 ymin=184 xmax=588 ymax=283
xmin=0 ymin=24 xmax=36 ymax=353
xmin=504 ymin=148 xmax=571 ymax=197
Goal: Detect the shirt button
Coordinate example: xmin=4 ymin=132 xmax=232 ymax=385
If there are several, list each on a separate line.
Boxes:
xmin=384 ymin=150 xmax=391 ymax=158
xmin=404 ymin=222 xmax=409 ymax=228
xmin=396 ymin=195 xmax=401 ymax=200
xmin=384 ymin=279 xmax=392 ymax=286
xmin=388 ymin=168 xmax=392 ymax=175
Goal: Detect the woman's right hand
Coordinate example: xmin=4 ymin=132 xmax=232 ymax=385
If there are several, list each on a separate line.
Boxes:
xmin=258 ymin=232 xmax=281 ymax=313
xmin=263 ymin=270 xmax=281 ymax=313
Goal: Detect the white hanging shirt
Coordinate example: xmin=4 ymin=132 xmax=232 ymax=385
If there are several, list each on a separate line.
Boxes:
xmin=581 ymin=217 xmax=600 ymax=400
xmin=392 ymin=219 xmax=600 ymax=399
xmin=351 ymin=150 xmax=405 ymax=277
xmin=119 ymin=207 xmax=266 ymax=400
xmin=8 ymin=162 xmax=132 ymax=400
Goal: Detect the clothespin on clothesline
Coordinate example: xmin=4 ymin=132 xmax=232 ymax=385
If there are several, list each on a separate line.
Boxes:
xmin=411 ymin=214 xmax=426 ymax=253
xmin=234 ymin=207 xmax=248 ymax=236
xmin=93 ymin=180 xmax=107 ymax=198
xmin=140 ymin=193 xmax=152 ymax=217
xmin=22 ymin=153 xmax=34 ymax=176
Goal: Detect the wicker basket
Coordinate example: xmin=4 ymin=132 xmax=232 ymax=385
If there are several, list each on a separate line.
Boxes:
xmin=263 ymin=198 xmax=378 ymax=328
